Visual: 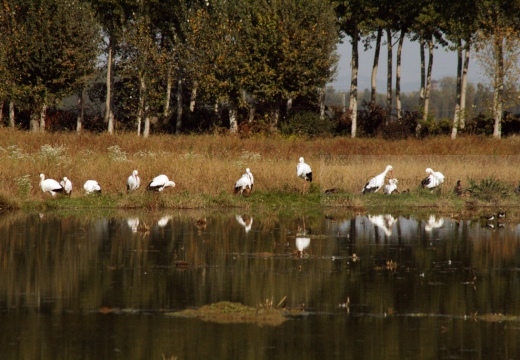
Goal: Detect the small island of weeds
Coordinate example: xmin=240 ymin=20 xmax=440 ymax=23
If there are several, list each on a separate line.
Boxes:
xmin=167 ymin=301 xmax=291 ymax=326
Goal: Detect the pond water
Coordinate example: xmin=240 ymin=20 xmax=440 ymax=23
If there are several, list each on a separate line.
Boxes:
xmin=1 ymin=209 xmax=520 ymax=359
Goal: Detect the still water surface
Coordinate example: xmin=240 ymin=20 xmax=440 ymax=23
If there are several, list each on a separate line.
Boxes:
xmin=1 ymin=209 xmax=520 ymax=359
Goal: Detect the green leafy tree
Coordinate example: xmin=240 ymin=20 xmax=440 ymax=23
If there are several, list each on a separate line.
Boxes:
xmin=1 ymin=0 xmax=101 ymax=131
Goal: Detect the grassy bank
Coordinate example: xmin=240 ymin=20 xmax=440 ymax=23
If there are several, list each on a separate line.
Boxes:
xmin=0 ymin=128 xmax=519 ymax=213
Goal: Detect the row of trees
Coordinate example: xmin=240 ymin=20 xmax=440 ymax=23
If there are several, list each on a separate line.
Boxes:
xmin=0 ymin=0 xmax=338 ymax=135
xmin=335 ymin=0 xmax=520 ymax=139
xmin=1 ymin=0 xmax=520 ymax=138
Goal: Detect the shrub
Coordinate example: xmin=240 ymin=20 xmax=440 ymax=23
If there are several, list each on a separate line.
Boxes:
xmin=466 ymin=176 xmax=511 ymax=200
xmin=280 ymin=111 xmax=335 ymax=137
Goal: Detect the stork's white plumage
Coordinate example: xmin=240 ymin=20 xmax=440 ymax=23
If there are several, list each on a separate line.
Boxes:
xmin=236 ymin=214 xmax=253 ymax=232
xmin=39 ymin=173 xmax=64 ymax=197
xmin=234 ymin=168 xmax=254 ymax=195
xmin=146 ymin=174 xmax=176 ymax=192
xmin=362 ymin=165 xmax=393 ymax=194
xmin=296 ymin=157 xmax=312 ymax=182
xmin=83 ymin=180 xmax=101 ymax=194
xmin=127 ymin=170 xmax=141 ymax=192
xmin=60 ymin=177 xmax=72 ymax=196
xmin=383 ymin=178 xmax=398 ymax=195
xmin=421 ymin=168 xmax=445 ymax=190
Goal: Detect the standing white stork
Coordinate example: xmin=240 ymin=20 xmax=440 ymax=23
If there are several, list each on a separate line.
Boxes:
xmin=362 ymin=165 xmax=393 ymax=194
xmin=234 ymin=168 xmax=254 ymax=196
xmin=60 ymin=177 xmax=72 ymax=196
xmin=421 ymin=168 xmax=445 ymax=190
xmin=297 ymin=157 xmax=312 ymax=194
xmin=39 ymin=173 xmax=64 ymax=197
xmin=83 ymin=180 xmax=102 ymax=194
xmin=127 ymin=170 xmax=141 ymax=192
xmin=297 ymin=157 xmax=312 ymax=182
xmin=146 ymin=174 xmax=176 ymax=192
xmin=383 ymin=178 xmax=398 ymax=194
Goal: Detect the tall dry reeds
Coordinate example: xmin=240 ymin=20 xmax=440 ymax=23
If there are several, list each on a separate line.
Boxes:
xmin=0 ymin=128 xmax=519 ymax=201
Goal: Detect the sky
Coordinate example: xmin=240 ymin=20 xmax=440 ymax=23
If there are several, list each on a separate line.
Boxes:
xmin=329 ymin=38 xmax=488 ymax=93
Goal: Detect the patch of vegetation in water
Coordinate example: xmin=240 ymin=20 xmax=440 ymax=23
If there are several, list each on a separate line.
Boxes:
xmin=167 ymin=301 xmax=289 ymax=326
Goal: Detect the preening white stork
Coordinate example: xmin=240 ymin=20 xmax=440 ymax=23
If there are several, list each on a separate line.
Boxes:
xmin=421 ymin=168 xmax=445 ymax=190
xmin=296 ymin=157 xmax=312 ymax=182
xmin=39 ymin=173 xmax=64 ymax=197
xmin=234 ymin=168 xmax=254 ymax=195
xmin=83 ymin=180 xmax=101 ymax=194
xmin=127 ymin=170 xmax=141 ymax=192
xmin=236 ymin=214 xmax=253 ymax=232
xmin=383 ymin=178 xmax=398 ymax=194
xmin=146 ymin=174 xmax=176 ymax=192
xmin=60 ymin=177 xmax=72 ymax=196
xmin=362 ymin=165 xmax=393 ymax=194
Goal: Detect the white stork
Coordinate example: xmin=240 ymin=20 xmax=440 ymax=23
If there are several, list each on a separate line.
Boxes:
xmin=83 ymin=180 xmax=101 ymax=194
xmin=421 ymin=168 xmax=445 ymax=190
xmin=39 ymin=173 xmax=64 ymax=197
xmin=383 ymin=178 xmax=398 ymax=194
xmin=296 ymin=157 xmax=312 ymax=182
xmin=362 ymin=165 xmax=393 ymax=194
xmin=234 ymin=168 xmax=254 ymax=195
xmin=60 ymin=177 xmax=72 ymax=196
xmin=146 ymin=174 xmax=176 ymax=192
xmin=127 ymin=170 xmax=141 ymax=192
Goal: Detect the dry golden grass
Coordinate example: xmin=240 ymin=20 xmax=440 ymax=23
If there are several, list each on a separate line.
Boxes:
xmin=0 ymin=128 xmax=519 ymax=204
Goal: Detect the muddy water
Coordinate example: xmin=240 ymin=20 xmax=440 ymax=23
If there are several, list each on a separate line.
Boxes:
xmin=0 ymin=210 xmax=519 ymax=359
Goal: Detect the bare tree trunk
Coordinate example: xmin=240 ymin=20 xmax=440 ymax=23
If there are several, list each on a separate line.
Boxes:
xmin=176 ymin=77 xmax=183 ymax=134
xmin=0 ymin=101 xmax=3 ymax=125
xmin=422 ymin=38 xmax=434 ymax=122
xmin=9 ymin=101 xmax=15 ymax=127
xmin=137 ymin=75 xmax=146 ymax=136
xmin=190 ymin=80 xmax=198 ymax=112
xmin=319 ymin=87 xmax=326 ymax=120
xmin=415 ymin=37 xmax=426 ymax=136
xmin=164 ymin=67 xmax=172 ymax=119
xmin=143 ymin=102 xmax=150 ymax=138
xmin=287 ymin=98 xmax=293 ymax=114
xmin=249 ymin=104 xmax=256 ymax=123
xmin=30 ymin=112 xmax=39 ymax=133
xmin=396 ymin=30 xmax=405 ymax=121
xmin=493 ymin=35 xmax=504 ymax=138
xmin=460 ymin=41 xmax=471 ymax=130
xmin=371 ymin=27 xmax=382 ymax=104
xmin=77 ymin=87 xmax=86 ymax=133
xmin=105 ymin=38 xmax=115 ymax=135
xmin=229 ymin=98 xmax=238 ymax=133
xmin=270 ymin=106 xmax=280 ymax=131
xmin=349 ymin=30 xmax=359 ymax=138
xmin=451 ymin=39 xmax=462 ymax=140
xmin=386 ymin=28 xmax=393 ymax=124
xmin=39 ymin=103 xmax=47 ymax=133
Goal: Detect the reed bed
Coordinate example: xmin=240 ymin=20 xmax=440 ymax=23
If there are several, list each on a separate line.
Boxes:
xmin=0 ymin=128 xmax=519 ymax=210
